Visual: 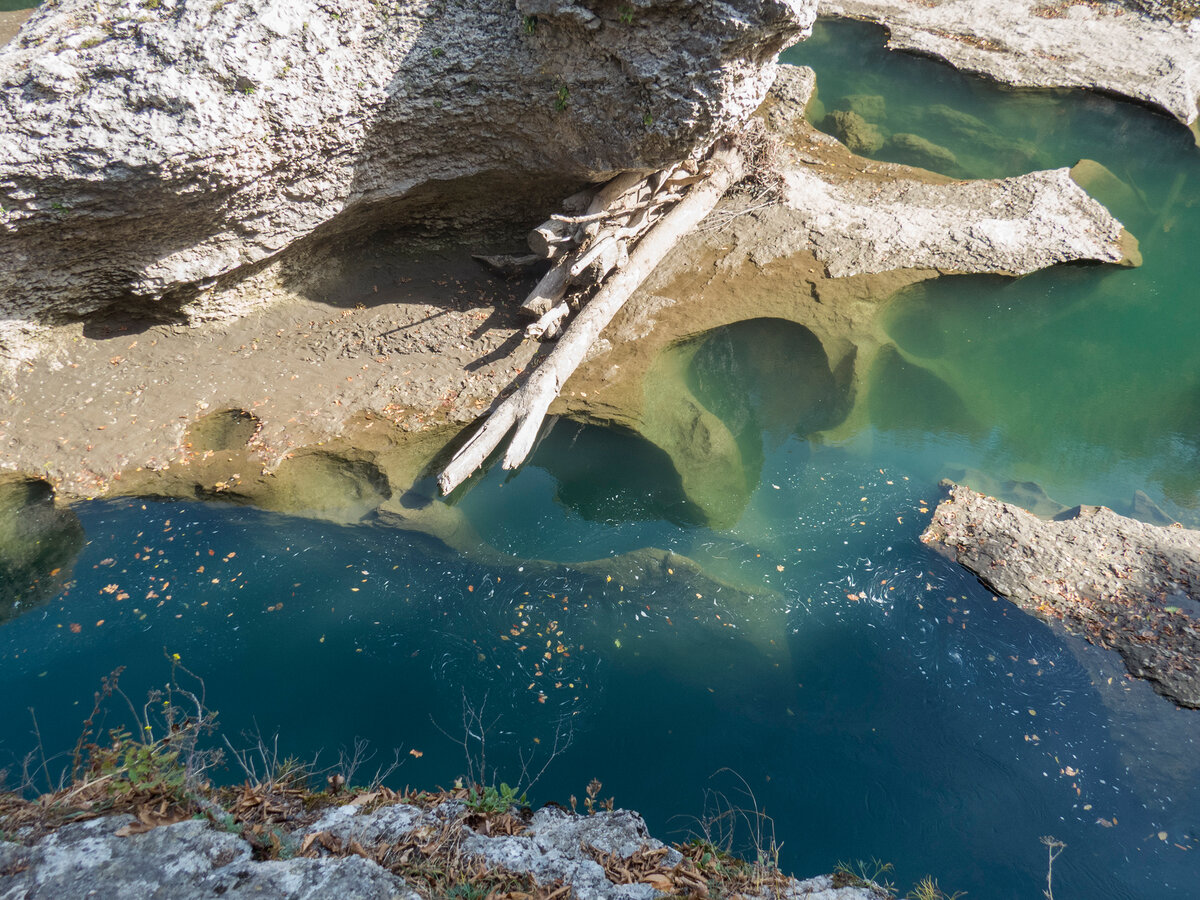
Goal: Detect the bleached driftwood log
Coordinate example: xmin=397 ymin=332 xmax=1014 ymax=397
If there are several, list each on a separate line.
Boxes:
xmin=525 ymin=299 xmax=571 ymax=341
xmin=438 ymin=142 xmax=745 ymax=494
xmin=520 ymin=257 xmax=572 ymax=317
xmin=518 ymin=163 xmax=700 ymax=320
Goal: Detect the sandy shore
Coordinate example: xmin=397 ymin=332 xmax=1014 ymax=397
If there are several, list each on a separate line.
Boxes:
xmin=0 ymin=236 xmax=541 ymax=503
xmin=0 ymin=9 xmax=32 ymax=48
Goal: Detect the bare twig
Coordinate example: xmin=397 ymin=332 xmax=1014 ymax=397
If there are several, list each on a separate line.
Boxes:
xmin=515 ymin=714 xmax=574 ymax=796
xmin=1041 ymin=835 xmax=1066 ymax=900
xmin=431 ymin=690 xmax=501 ymax=787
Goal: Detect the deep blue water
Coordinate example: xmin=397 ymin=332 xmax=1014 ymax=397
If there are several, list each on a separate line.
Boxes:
xmin=2 ymin=16 xmax=1200 ymax=900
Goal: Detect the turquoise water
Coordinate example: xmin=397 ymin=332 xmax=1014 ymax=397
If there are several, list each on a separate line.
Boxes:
xmin=3 ymin=17 xmax=1200 ymax=900
xmin=795 ymin=19 xmax=1200 ymax=521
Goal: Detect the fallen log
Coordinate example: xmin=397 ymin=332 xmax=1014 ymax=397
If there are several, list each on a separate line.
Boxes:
xmin=438 ymin=142 xmax=744 ymax=494
xmin=519 ymin=161 xmax=699 ymax=319
xmin=519 ymin=171 xmax=665 ymax=317
xmin=525 ymin=300 xmax=571 ymax=341
xmin=520 ymin=256 xmax=572 ymax=317
xmin=569 ymin=233 xmax=622 ymax=281
xmin=527 ymin=219 xmax=576 ymax=258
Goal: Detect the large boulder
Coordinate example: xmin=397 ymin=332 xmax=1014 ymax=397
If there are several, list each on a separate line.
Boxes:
xmin=0 ymin=0 xmax=814 ymax=358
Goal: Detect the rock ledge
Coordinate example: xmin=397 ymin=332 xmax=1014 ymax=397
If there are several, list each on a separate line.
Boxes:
xmin=922 ymin=481 xmax=1200 ymax=708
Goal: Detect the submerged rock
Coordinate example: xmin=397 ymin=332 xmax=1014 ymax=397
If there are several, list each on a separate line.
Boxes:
xmin=922 ymin=481 xmax=1200 ymax=708
xmin=0 ymin=0 xmax=815 ymax=362
xmin=821 ymin=0 xmax=1200 ymax=140
xmin=823 ymin=108 xmax=886 ymax=153
xmin=833 ymin=92 xmax=887 ymax=120
xmin=885 ymin=132 xmax=958 ymax=172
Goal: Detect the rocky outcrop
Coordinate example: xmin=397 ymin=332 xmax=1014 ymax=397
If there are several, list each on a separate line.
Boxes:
xmin=777 ymin=160 xmax=1139 ymax=277
xmin=713 ymin=64 xmax=1140 ymax=279
xmin=545 ymin=64 xmax=1141 ymax=523
xmin=821 ymin=0 xmax=1200 ymax=139
xmin=0 ymin=803 xmax=886 ymax=899
xmin=922 ymin=482 xmax=1200 ymax=708
xmin=0 ymin=64 xmax=1143 ymax=526
xmin=0 ymin=0 xmax=815 ymax=362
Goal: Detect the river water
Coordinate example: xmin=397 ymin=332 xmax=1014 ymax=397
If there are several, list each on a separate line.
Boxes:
xmin=2 ymin=17 xmax=1199 ymax=900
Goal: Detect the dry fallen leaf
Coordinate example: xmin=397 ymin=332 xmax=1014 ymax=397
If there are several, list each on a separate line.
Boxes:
xmin=641 ymin=874 xmax=674 ymax=891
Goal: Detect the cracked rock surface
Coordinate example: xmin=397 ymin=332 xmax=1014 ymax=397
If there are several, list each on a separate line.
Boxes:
xmin=0 ymin=803 xmax=885 ymax=899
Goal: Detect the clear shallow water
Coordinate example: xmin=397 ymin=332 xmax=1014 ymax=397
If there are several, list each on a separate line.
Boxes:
xmin=2 ymin=17 xmax=1200 ymax=900
xmin=791 ymin=19 xmax=1200 ymax=521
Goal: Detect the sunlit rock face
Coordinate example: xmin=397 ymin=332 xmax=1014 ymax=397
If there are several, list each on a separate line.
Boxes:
xmin=0 ymin=0 xmax=815 ymax=357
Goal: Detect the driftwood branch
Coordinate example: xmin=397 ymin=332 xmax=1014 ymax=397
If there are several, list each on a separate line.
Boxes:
xmin=438 ymin=142 xmax=744 ymax=494
xmin=520 ymin=256 xmax=571 ymax=317
xmin=525 ymin=300 xmax=571 ymax=341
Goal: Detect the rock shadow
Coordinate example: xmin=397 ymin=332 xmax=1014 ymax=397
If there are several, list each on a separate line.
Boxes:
xmin=0 ymin=475 xmax=84 ymax=623
xmin=639 ymin=317 xmax=851 ymax=526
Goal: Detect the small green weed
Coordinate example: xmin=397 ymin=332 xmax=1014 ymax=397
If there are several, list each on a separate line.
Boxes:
xmin=522 ymin=14 xmax=537 ymax=34
xmin=619 ymin=5 xmax=634 ymax=24
xmin=94 ymin=730 xmax=187 ymax=799
xmin=554 ymin=85 xmax=569 ymax=112
xmin=833 ymin=857 xmax=897 ymax=895
xmin=445 ymin=883 xmax=490 ymax=900
xmin=464 ymin=782 xmax=525 ymax=814
xmin=906 ymin=875 xmax=965 ymax=900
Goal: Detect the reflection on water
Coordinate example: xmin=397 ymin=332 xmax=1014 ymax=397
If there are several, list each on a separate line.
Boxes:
xmin=0 ymin=476 xmax=83 ymax=621
xmin=2 ymin=16 xmax=1199 ymax=900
